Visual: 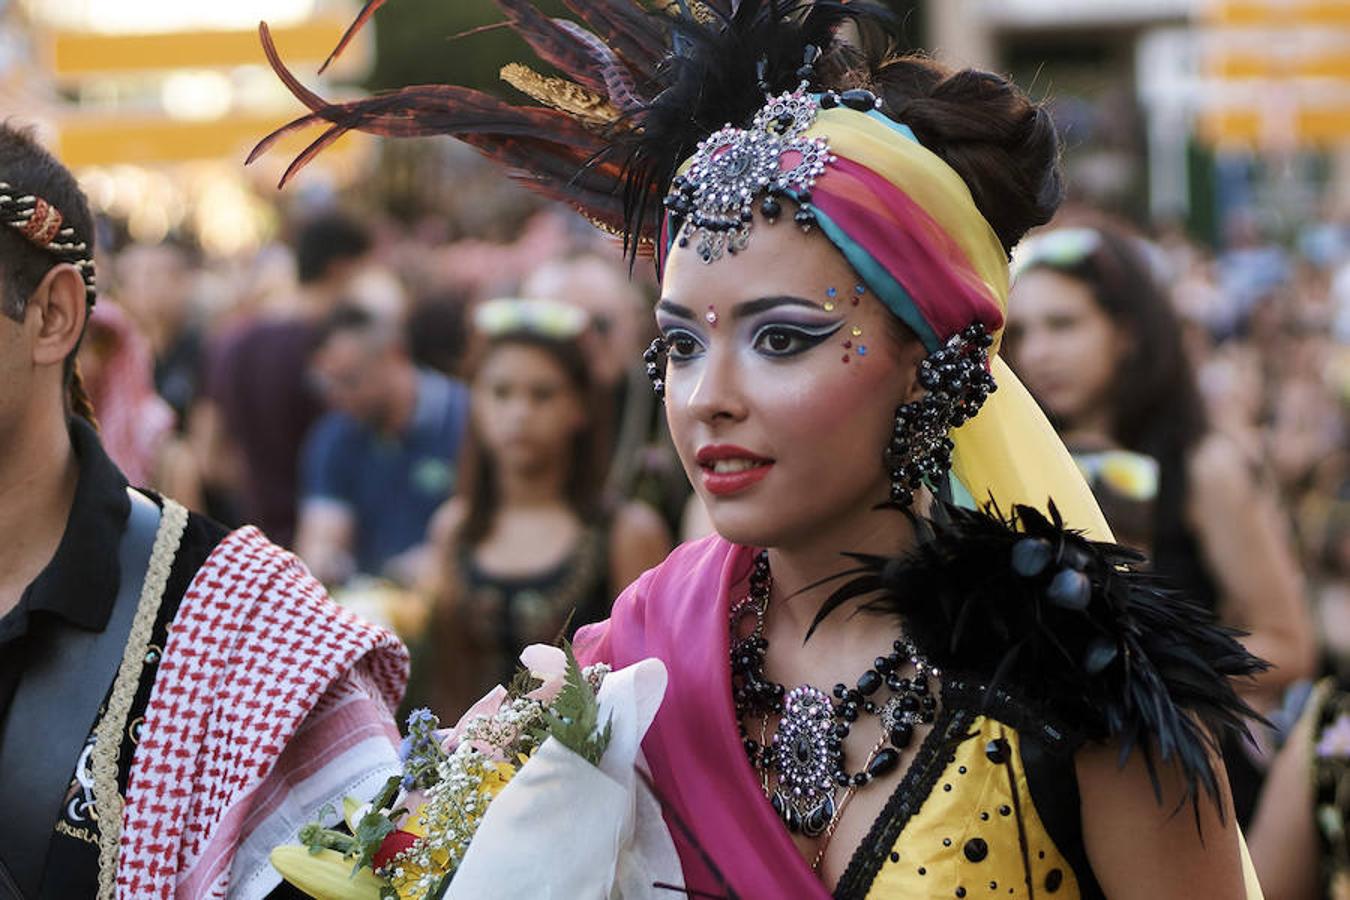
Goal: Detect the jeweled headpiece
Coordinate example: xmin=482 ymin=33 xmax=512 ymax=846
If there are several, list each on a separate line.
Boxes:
xmin=663 ymin=79 xmax=832 ymax=262
xmin=661 ymin=47 xmax=902 ymax=265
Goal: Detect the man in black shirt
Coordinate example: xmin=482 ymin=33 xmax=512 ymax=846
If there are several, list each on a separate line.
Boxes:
xmin=0 ymin=126 xmax=408 ymax=900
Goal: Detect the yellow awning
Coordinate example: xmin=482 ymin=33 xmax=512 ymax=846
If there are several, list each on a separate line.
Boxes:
xmin=1204 ymin=1 xmax=1350 ymax=27
xmin=1199 ymin=105 xmax=1350 ymax=146
xmin=53 ymin=112 xmax=369 ymax=169
xmin=42 ymin=16 xmax=359 ymax=78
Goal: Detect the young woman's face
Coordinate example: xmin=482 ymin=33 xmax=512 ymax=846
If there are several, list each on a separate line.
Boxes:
xmin=472 ymin=342 xmax=585 ymax=475
xmin=657 ymin=216 xmax=923 ymax=550
xmin=1005 ymin=268 xmax=1129 ymax=428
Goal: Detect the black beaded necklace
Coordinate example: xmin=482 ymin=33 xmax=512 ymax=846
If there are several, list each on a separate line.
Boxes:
xmin=730 ymin=551 xmax=940 ymax=844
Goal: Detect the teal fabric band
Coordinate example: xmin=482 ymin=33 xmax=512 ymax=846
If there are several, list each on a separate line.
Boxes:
xmin=802 ymin=200 xmax=942 ymax=352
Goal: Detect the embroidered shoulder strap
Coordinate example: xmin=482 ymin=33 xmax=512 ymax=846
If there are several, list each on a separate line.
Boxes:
xmin=92 ymin=496 xmax=188 ymax=900
xmin=0 ymin=490 xmax=181 ymax=898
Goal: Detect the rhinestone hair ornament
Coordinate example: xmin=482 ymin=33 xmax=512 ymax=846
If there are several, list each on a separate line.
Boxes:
xmin=662 ymin=47 xmax=882 ymax=264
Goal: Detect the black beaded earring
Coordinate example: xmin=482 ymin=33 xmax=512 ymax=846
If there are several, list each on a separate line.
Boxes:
xmin=643 ymin=336 xmax=667 ymax=400
xmin=883 ymin=323 xmax=997 ymax=508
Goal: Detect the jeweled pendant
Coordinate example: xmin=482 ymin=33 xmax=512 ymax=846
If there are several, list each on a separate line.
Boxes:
xmin=772 ymin=685 xmax=841 ymax=838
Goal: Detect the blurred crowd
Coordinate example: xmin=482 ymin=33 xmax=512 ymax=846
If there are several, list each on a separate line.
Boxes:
xmin=83 ymin=148 xmax=693 ymax=718
xmin=1149 ymin=208 xmax=1350 ymax=673
xmin=81 ymin=143 xmax=1349 ymax=838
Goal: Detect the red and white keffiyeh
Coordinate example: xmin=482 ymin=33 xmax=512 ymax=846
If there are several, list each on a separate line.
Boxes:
xmin=118 ymin=526 xmax=409 ymax=899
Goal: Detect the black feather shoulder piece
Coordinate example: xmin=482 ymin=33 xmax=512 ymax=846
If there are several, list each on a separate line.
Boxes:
xmin=814 ymin=500 xmax=1268 ymax=813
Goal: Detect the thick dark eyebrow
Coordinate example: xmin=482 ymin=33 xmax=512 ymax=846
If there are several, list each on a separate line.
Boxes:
xmin=655 ymin=299 xmax=696 ymax=320
xmin=656 ymin=295 xmax=823 ymax=321
xmin=731 ymin=295 xmax=823 ymax=319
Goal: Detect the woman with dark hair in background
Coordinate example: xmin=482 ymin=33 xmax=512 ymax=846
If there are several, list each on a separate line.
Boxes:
xmin=412 ymin=299 xmax=669 ymax=715
xmin=1006 ymin=225 xmax=1314 ymax=822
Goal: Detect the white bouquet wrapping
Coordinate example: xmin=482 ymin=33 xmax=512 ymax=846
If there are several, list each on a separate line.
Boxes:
xmin=272 ymin=645 xmax=683 ymax=900
xmin=448 ymin=656 xmax=681 ymax=898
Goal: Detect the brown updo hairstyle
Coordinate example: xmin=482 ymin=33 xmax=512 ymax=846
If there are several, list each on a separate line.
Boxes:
xmin=808 ymin=43 xmax=1064 ymax=357
xmin=815 ymin=40 xmax=1064 ymax=258
xmin=876 ymin=60 xmax=1063 ymax=257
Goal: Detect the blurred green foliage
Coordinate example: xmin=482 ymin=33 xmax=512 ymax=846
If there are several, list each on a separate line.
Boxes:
xmin=366 ymin=0 xmax=570 ymax=93
xmin=364 ymin=0 xmax=924 ymax=94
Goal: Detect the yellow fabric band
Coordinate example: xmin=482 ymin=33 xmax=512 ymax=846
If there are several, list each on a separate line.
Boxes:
xmin=806 ymin=109 xmax=1114 ymax=539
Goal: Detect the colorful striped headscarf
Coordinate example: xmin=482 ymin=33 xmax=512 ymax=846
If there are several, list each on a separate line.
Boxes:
xmin=662 ymin=103 xmax=1113 ymax=540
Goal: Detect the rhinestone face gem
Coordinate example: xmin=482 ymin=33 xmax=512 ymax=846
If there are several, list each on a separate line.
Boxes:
xmin=665 ymin=82 xmax=833 ymax=264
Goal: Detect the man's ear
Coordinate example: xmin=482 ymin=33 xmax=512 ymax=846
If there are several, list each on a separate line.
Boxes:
xmin=28 ymin=264 xmax=88 ymax=367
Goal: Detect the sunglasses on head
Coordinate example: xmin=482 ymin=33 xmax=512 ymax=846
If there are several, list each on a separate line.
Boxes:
xmin=1012 ymin=228 xmax=1103 ymax=278
xmin=1073 ymin=449 xmax=1159 ymax=502
xmin=474 ymin=298 xmax=589 ymax=340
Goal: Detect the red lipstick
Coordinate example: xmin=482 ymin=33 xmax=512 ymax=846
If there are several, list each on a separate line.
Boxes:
xmin=695 ymin=444 xmax=774 ymax=497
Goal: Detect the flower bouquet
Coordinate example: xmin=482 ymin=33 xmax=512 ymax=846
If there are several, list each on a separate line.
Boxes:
xmin=271 ymin=643 xmax=679 ymax=899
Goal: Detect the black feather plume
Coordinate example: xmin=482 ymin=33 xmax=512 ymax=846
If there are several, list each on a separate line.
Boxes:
xmin=814 ymin=500 xmax=1269 ymax=819
xmin=609 ymin=0 xmax=893 ymax=259
xmin=252 ymin=0 xmax=895 ymax=257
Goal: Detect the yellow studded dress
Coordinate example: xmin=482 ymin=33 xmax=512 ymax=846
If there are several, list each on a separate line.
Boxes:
xmin=833 ymin=697 xmax=1091 ymax=899
xmin=576 ymin=504 xmax=1266 ymax=900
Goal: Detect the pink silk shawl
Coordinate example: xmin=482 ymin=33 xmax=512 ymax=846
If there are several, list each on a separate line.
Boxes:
xmin=575 ymin=535 xmax=832 ymax=899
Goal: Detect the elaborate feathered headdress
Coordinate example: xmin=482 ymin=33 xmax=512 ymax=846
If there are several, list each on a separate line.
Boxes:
xmin=253 ymin=0 xmax=1116 ymax=542
xmin=250 ymin=0 xmax=889 ymax=258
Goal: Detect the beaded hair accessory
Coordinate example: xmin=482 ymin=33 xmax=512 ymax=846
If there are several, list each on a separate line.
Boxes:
xmin=0 ymin=182 xmax=96 ymax=304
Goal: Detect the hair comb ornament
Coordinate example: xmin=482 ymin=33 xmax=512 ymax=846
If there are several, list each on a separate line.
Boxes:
xmin=0 ymin=182 xmax=96 ymax=305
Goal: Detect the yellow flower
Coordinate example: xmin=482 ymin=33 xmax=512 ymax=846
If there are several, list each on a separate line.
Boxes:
xmin=403 ymin=803 xmax=429 ymax=839
xmin=270 ymin=846 xmax=384 ymax=900
xmin=342 ymin=797 xmax=367 ymax=832
xmin=479 ymin=761 xmax=516 ymax=799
